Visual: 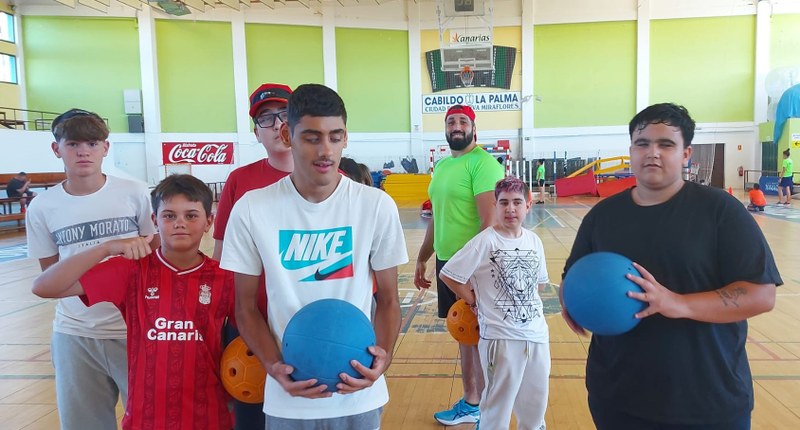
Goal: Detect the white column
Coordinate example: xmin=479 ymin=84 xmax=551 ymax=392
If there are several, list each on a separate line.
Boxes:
xmin=322 ymin=2 xmax=337 ymax=91
xmin=408 ymin=0 xmax=423 ymax=157
xmin=753 ymin=0 xmax=771 ymax=124
xmin=137 ymin=5 xmax=163 ymax=185
xmin=520 ymin=0 xmax=534 ymax=157
xmin=231 ymin=11 xmax=253 ymax=151
xmin=636 ymin=0 xmax=651 ymax=112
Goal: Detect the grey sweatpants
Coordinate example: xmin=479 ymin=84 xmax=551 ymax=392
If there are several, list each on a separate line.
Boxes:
xmin=51 ymin=332 xmax=128 ymax=430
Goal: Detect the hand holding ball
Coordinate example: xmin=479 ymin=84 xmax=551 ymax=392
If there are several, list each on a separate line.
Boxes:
xmin=562 ymin=252 xmax=646 ymax=336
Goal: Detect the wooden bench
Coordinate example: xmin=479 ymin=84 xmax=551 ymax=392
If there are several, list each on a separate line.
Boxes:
xmin=0 ymin=172 xmax=66 ymax=193
xmin=0 ymin=198 xmax=26 ymax=233
xmin=0 ymin=212 xmax=25 ymax=232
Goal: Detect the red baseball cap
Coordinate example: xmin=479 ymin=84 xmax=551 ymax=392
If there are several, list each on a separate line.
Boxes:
xmin=445 ymin=104 xmax=476 ymax=122
xmin=249 ymin=83 xmax=292 ymax=119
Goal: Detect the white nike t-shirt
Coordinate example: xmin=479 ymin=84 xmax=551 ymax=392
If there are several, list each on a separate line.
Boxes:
xmin=221 ymin=175 xmax=408 ymax=420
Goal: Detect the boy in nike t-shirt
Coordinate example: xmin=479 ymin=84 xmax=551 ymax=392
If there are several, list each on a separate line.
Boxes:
xmin=220 ymin=84 xmax=408 ymax=428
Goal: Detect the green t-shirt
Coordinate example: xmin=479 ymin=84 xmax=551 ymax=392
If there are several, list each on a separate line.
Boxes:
xmin=782 ymin=158 xmax=793 ymax=178
xmin=536 ymin=164 xmax=545 ymax=181
xmin=428 ymin=145 xmax=505 ymax=260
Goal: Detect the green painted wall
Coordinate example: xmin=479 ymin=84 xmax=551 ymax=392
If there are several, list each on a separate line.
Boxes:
xmin=156 ymin=20 xmax=235 ymax=133
xmin=770 ymin=14 xmax=800 ymax=70
xmin=245 ymin=24 xmax=323 ymax=93
xmin=335 ymin=28 xmax=410 ymax=132
xmin=22 ymin=16 xmax=140 ymax=132
xmin=533 ymin=21 xmax=637 ymax=128
xmin=651 ymin=16 xmax=755 ymax=123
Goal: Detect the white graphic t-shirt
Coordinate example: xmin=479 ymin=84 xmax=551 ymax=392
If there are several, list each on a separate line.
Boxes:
xmin=221 ymin=176 xmax=408 ymax=420
xmin=441 ymin=227 xmax=550 ymax=343
xmin=26 ymin=175 xmax=157 ymax=339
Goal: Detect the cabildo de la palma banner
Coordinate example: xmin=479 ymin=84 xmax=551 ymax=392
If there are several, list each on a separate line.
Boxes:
xmin=422 ymin=91 xmax=521 ymax=114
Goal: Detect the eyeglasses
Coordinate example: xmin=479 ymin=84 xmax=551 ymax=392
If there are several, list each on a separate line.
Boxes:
xmin=255 ymin=110 xmax=288 ymax=128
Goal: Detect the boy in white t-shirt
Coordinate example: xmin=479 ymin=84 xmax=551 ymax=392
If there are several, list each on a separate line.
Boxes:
xmin=440 ymin=176 xmax=550 ymax=430
xmin=26 ymin=109 xmax=158 ymax=430
xmin=220 ymin=84 xmax=408 ymax=429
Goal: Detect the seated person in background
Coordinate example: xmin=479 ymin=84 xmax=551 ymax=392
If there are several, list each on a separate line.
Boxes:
xmin=748 ymin=183 xmax=767 ymax=212
xmin=6 ymin=171 xmax=37 ymax=209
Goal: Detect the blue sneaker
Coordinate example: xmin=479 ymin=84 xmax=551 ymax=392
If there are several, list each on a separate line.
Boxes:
xmin=433 ymin=398 xmax=480 ymax=425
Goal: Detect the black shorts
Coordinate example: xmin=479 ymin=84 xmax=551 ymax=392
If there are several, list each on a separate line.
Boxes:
xmin=436 ymin=258 xmax=458 ymax=318
xmin=7 ymin=190 xmax=33 ymax=198
xmin=538 ymin=179 xmax=545 ymax=187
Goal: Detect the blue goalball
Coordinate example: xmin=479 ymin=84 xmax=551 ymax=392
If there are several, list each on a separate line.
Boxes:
xmin=562 ymin=252 xmax=646 ymax=336
xmin=282 ymin=299 xmax=376 ymax=392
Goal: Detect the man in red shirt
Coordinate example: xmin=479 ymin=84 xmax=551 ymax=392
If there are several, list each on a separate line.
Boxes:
xmin=32 ymin=175 xmax=233 ymax=430
xmin=212 ymin=83 xmax=292 ymax=429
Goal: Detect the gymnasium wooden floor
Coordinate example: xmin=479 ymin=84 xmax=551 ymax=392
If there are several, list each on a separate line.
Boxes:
xmin=1 ymin=194 xmax=799 ymax=429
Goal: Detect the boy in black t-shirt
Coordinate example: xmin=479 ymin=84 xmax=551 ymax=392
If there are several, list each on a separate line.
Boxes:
xmin=560 ymin=103 xmax=781 ymax=429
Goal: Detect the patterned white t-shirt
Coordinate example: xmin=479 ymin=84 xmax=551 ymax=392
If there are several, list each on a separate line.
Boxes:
xmin=441 ymin=227 xmax=550 ymax=343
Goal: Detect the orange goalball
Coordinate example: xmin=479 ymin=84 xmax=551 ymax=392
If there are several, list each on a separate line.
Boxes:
xmin=220 ymin=336 xmax=266 ymax=404
xmin=446 ymin=299 xmax=480 ymax=346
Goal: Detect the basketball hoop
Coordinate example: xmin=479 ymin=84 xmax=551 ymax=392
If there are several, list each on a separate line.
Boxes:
xmin=460 ymin=66 xmax=475 ymax=87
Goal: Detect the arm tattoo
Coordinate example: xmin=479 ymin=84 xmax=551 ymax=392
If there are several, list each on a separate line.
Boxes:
xmin=716 ymin=287 xmax=747 ymax=308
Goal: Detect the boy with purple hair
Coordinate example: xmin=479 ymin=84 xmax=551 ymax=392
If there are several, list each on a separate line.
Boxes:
xmin=440 ymin=176 xmax=550 ymax=430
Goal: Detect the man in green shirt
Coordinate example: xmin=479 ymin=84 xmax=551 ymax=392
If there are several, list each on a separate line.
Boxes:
xmin=777 ymin=148 xmax=793 ymax=206
xmin=414 ymin=104 xmax=505 ymax=426
xmin=535 ymin=159 xmax=546 ymax=204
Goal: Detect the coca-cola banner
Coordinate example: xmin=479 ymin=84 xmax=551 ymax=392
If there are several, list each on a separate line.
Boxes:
xmin=162 ymin=142 xmax=234 ymax=165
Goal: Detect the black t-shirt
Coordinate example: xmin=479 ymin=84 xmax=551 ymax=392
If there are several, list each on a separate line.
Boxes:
xmin=563 ymin=182 xmax=782 ymax=425
xmin=5 ymin=178 xmax=26 ymax=198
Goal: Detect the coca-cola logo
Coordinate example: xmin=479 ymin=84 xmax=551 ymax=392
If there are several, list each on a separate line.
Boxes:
xmin=162 ymin=142 xmax=234 ymax=165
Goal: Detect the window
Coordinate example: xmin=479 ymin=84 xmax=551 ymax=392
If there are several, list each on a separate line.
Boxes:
xmin=0 ymin=12 xmax=13 ymax=43
xmin=0 ymin=53 xmax=17 ymax=84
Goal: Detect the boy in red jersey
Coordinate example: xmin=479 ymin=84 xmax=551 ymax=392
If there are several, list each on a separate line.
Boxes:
xmin=32 ymin=174 xmax=234 ymax=430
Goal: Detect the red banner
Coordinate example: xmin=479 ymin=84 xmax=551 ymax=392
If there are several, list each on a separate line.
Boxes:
xmin=162 ymin=142 xmax=234 ymax=165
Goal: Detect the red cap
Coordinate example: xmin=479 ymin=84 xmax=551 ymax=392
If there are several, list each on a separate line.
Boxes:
xmin=445 ymin=104 xmax=476 ymax=122
xmin=249 ymin=83 xmax=292 ymax=119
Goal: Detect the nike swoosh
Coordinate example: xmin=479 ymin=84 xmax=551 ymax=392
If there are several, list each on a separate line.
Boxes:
xmin=314 ymin=268 xmax=336 ymax=281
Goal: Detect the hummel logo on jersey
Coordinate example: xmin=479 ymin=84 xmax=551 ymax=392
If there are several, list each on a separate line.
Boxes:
xmin=146 ymin=287 xmax=159 ymax=300
xmin=279 ymin=227 xmax=354 ymax=282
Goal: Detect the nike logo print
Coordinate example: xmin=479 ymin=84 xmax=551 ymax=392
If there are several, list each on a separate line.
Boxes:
xmin=314 ymin=268 xmax=337 ymax=280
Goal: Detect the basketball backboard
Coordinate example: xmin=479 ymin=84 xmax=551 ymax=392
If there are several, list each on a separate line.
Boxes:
xmin=437 ymin=0 xmax=494 ymax=72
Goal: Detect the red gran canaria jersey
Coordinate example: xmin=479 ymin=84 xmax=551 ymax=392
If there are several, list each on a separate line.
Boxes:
xmin=80 ymin=249 xmax=234 ymax=430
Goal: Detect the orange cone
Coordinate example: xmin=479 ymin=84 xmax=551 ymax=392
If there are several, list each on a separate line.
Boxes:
xmin=728 ymin=187 xmax=733 ymax=195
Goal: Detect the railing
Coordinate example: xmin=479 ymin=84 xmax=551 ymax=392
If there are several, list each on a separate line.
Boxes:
xmin=0 ymin=107 xmax=108 ymax=131
xmin=742 ymin=169 xmax=798 ymax=190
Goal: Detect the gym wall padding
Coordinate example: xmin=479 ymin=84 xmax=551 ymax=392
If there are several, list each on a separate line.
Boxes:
xmin=245 ymin=24 xmax=324 ymax=93
xmin=156 ymin=19 xmax=236 ymax=133
xmin=650 ymin=16 xmax=755 ymax=123
xmin=21 ymin=16 xmax=141 ymax=132
xmin=770 ymin=14 xmax=800 ymax=70
xmin=533 ymin=21 xmax=637 ymax=128
xmin=335 ymin=28 xmax=410 ymax=133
